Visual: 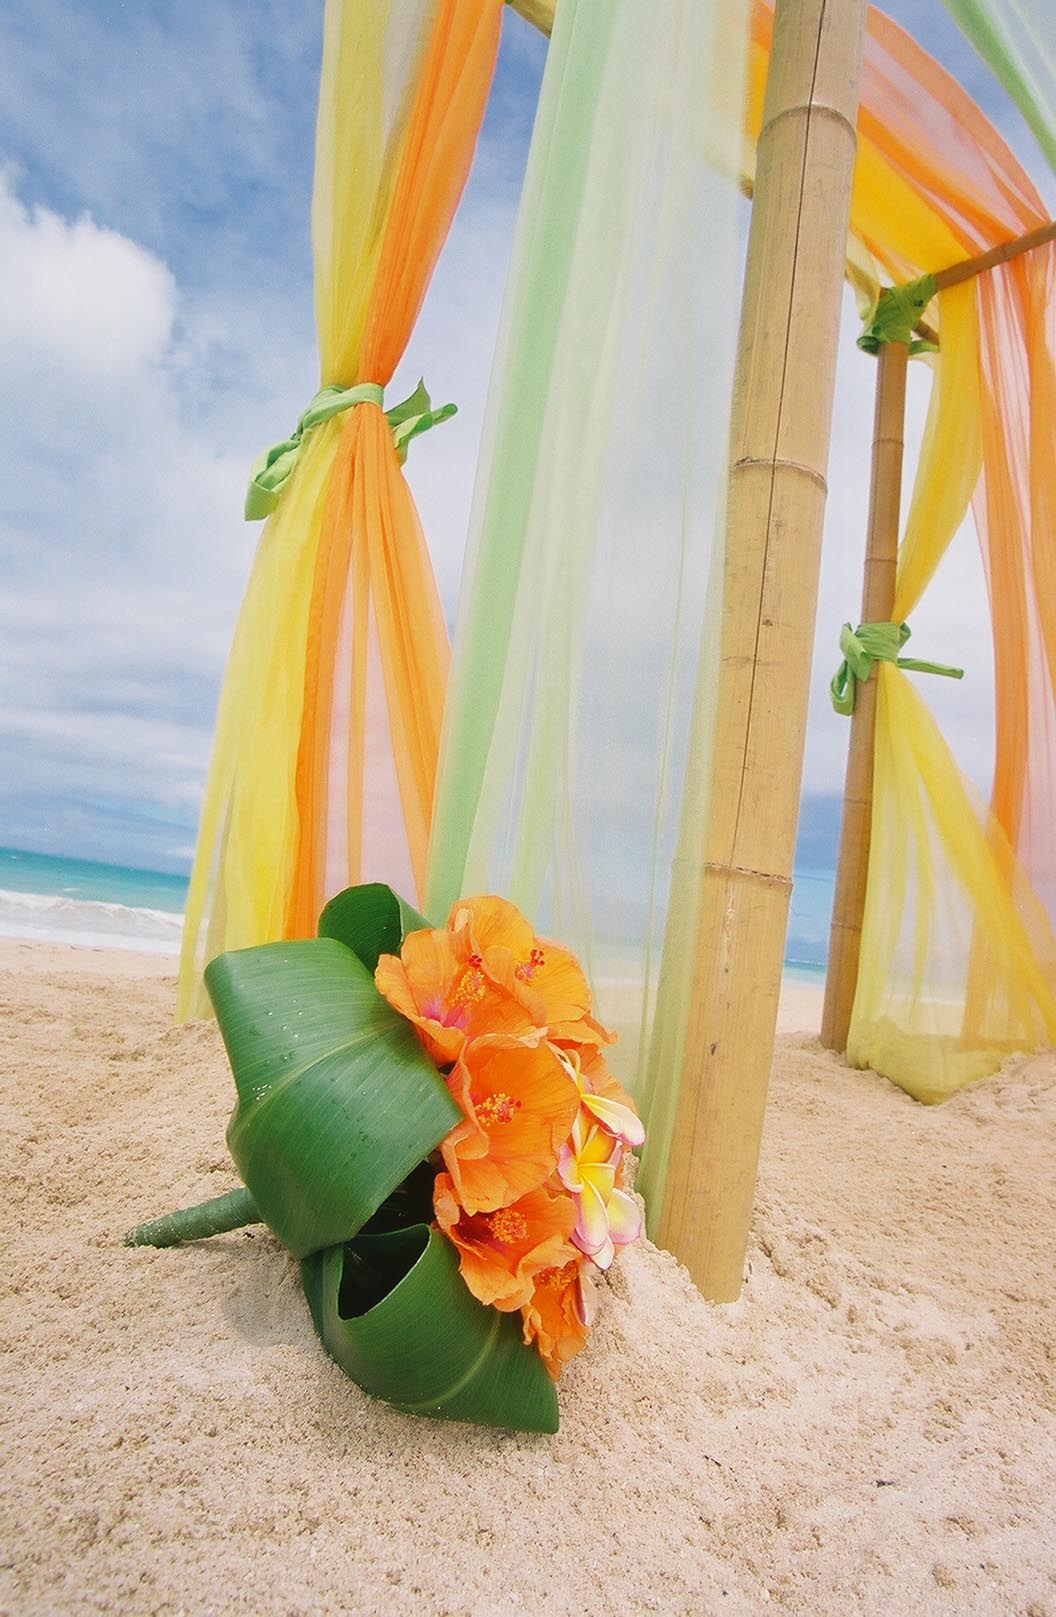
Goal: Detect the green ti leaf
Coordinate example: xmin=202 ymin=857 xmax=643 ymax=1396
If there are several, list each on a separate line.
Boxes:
xmin=318 ymin=881 xmax=432 ymax=973
xmin=205 ymin=938 xmax=460 ymax=1258
xmin=302 ymin=1225 xmax=559 ymax=1433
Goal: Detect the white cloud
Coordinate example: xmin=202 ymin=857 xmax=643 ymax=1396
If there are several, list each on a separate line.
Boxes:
xmin=0 ymin=169 xmax=314 ymax=866
xmin=0 ymin=176 xmax=176 ymax=378
xmin=0 ymin=0 xmax=321 ymax=282
xmin=0 ymin=19 xmax=536 ymax=871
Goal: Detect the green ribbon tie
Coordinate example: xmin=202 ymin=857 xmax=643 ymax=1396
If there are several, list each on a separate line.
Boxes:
xmin=857 ymin=274 xmax=939 ymax=357
xmin=244 ymin=378 xmax=457 ymax=520
xmin=830 ymin=621 xmax=964 ymax=716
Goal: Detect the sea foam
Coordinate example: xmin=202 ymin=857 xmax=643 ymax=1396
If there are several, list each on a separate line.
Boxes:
xmin=0 ymin=887 xmax=184 ymax=955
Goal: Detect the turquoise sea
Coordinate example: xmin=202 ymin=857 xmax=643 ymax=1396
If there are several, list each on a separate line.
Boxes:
xmin=784 ymin=863 xmax=836 ymax=982
xmin=0 ymin=847 xmax=188 ymax=954
xmin=0 ymin=844 xmax=834 ymax=976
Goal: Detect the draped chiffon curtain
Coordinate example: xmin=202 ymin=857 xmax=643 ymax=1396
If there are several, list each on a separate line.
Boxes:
xmin=178 ymin=0 xmax=503 ymax=1016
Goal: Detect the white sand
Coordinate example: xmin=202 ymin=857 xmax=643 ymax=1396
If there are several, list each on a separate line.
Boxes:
xmin=2 ymin=940 xmax=1054 ymax=1615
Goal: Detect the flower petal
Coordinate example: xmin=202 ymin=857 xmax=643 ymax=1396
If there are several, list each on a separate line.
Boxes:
xmin=548 ymin=1014 xmax=617 ymax=1048
xmin=581 ymin=1090 xmax=646 ymax=1148
xmin=572 ymin=1177 xmax=612 ymax=1257
xmin=580 ymin=1159 xmax=616 ymax=1201
xmin=517 ymin=941 xmax=592 ymax=1024
xmin=574 ymin=1265 xmax=599 ymax=1327
xmin=449 ymin=895 xmax=534 ymax=960
xmin=440 ymin=1037 xmax=579 ymax=1214
xmin=588 ymin=1233 xmax=616 ymax=1272
xmin=580 ymin=1126 xmax=621 ymax=1172
xmin=606 ymin=1187 xmax=644 ymax=1247
xmin=556 ymin=1141 xmax=582 ymax=1192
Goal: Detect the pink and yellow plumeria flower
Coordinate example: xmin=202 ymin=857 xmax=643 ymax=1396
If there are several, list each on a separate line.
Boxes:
xmin=556 ymin=1115 xmax=643 ymax=1271
xmin=551 ymin=1046 xmax=646 ymax=1149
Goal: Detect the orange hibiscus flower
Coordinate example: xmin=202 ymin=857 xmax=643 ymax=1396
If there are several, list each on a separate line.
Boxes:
xmin=434 ymin=1175 xmax=576 ymax=1312
xmin=441 ymin=1036 xmax=579 ymax=1214
xmin=375 ymin=924 xmax=536 ymax=1066
xmin=449 ymin=897 xmax=593 ymax=1025
xmin=522 ymin=1256 xmax=598 ymax=1380
xmin=375 ymin=894 xmax=616 ymax=1066
xmin=450 ymin=896 xmax=616 ymax=1051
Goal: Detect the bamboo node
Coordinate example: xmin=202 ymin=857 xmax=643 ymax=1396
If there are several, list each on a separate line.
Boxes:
xmin=703 ymin=861 xmax=793 ymax=891
xmin=733 ymin=455 xmax=827 ymax=491
xmin=761 ymin=102 xmax=857 ymax=145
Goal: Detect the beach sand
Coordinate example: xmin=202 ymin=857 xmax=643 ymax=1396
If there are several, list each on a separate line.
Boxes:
xmin=2 ymin=939 xmax=1054 ymax=1616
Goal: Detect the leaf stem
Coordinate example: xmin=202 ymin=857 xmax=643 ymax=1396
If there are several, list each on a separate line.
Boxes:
xmin=124 ymin=1186 xmax=262 ymax=1248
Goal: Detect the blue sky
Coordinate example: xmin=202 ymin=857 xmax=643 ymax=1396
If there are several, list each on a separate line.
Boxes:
xmin=0 ymin=0 xmax=1051 ymax=874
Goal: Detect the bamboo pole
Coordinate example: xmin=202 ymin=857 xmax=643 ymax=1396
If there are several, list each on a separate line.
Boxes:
xmin=819 ymin=341 xmax=908 ymax=1052
xmin=903 ymin=221 xmax=1056 ymax=347
xmin=820 ymin=218 xmax=1056 ymax=1050
xmin=505 ymin=0 xmax=554 ymax=37
xmin=652 ymin=0 xmax=867 ymax=1302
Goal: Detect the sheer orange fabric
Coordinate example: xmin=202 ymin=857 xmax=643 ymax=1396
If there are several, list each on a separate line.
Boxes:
xmin=178 ymin=0 xmax=503 ymax=1014
xmin=287 ymin=0 xmax=503 ymax=935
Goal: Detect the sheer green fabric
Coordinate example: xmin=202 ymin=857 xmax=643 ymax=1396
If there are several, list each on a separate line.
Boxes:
xmin=942 ymin=0 xmax=1056 ymax=174
xmin=426 ymin=0 xmax=749 ymax=1132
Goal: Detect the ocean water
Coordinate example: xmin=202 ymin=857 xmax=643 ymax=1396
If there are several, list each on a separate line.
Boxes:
xmin=0 ymin=844 xmax=836 ymax=974
xmin=785 ymin=862 xmax=836 ymax=977
xmin=0 ymin=847 xmax=188 ymax=955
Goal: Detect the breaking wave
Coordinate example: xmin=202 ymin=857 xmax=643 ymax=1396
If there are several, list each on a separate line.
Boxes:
xmin=0 ymin=887 xmax=183 ymax=954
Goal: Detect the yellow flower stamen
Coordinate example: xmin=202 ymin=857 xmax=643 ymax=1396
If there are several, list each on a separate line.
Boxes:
xmin=451 ymin=967 xmax=486 ymax=1009
xmin=535 ymin=1260 xmax=578 ymax=1290
xmin=475 ymin=1091 xmax=521 ymax=1126
xmin=485 ymin=1207 xmax=528 ymax=1245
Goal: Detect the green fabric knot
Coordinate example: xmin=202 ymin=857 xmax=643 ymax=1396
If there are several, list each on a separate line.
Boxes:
xmin=244 ymin=378 xmax=457 ymax=520
xmin=857 ymin=274 xmax=939 ymax=356
xmin=830 ymin=620 xmax=964 ymax=716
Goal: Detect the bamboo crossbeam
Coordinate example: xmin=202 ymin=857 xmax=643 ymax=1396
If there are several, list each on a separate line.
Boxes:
xmin=653 ymin=0 xmax=867 ymax=1302
xmin=909 ymin=220 xmax=1056 ymax=345
xmin=819 ymin=341 xmax=908 ymax=1052
xmin=932 ymin=218 xmax=1056 ymax=291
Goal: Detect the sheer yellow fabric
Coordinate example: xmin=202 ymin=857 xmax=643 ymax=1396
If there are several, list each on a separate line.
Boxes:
xmin=851 ymin=274 xmax=1056 ymax=1097
xmin=855 ymin=196 xmax=1056 ymax=1084
xmin=178 ymin=0 xmax=502 ymax=1017
xmin=853 ymin=668 xmax=1056 ymax=1099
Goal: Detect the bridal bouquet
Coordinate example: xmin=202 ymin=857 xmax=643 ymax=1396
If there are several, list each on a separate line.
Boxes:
xmin=128 ymin=886 xmax=644 ymax=1434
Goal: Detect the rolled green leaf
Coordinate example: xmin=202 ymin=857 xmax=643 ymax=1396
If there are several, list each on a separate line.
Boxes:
xmin=318 ymin=882 xmax=431 ymax=972
xmin=302 ymin=1226 xmax=559 ymax=1433
xmin=206 ymin=938 xmax=461 ymax=1258
xmin=125 ymin=1186 xmax=261 ymax=1247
